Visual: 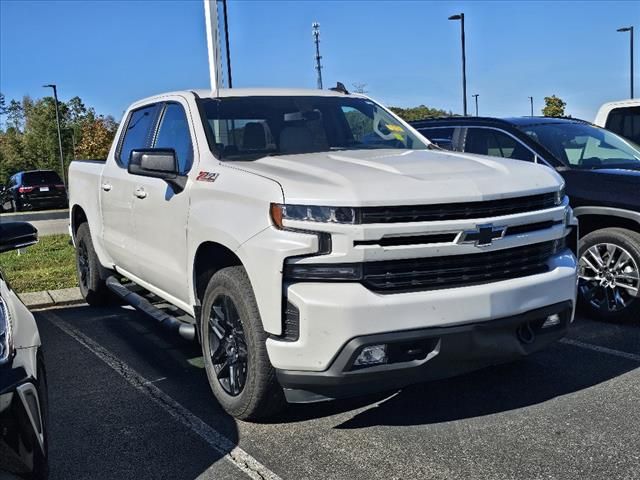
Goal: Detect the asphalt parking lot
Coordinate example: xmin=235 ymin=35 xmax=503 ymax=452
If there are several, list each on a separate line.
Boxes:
xmin=35 ymin=306 xmax=639 ymax=480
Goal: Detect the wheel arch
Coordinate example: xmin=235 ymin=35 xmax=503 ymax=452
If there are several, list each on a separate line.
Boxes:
xmin=70 ymin=204 xmax=88 ymax=238
xmin=574 ymin=207 xmax=640 ymax=237
xmin=192 ymin=241 xmax=243 ymax=305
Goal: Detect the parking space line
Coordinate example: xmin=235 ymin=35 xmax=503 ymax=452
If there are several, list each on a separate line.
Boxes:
xmin=41 ymin=310 xmax=283 ymax=480
xmin=560 ymin=338 xmax=640 ymax=363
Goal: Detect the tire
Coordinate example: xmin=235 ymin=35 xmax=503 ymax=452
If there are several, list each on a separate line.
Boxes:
xmin=578 ymin=227 xmax=640 ymax=322
xmin=200 ymin=266 xmax=285 ymax=420
xmin=75 ymin=223 xmax=113 ymax=306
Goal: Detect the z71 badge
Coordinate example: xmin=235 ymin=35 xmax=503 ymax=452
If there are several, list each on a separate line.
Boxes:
xmin=196 ymin=171 xmax=219 ymax=183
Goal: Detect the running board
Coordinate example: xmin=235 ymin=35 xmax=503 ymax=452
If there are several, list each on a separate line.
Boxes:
xmin=106 ymin=276 xmax=196 ymax=341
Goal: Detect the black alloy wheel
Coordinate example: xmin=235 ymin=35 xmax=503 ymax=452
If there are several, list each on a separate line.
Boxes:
xmin=208 ymin=294 xmax=249 ymax=396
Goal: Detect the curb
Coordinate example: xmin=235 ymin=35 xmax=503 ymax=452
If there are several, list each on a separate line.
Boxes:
xmin=19 ymin=287 xmax=84 ymax=309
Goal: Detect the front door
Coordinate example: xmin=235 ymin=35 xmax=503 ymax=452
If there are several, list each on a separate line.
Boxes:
xmin=132 ymin=99 xmax=197 ymax=307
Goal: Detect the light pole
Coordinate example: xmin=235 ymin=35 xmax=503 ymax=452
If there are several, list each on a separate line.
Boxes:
xmin=43 ymin=84 xmax=66 ymax=186
xmin=472 ymin=94 xmax=479 ymax=116
xmin=528 ymin=96 xmax=534 ymax=116
xmin=617 ymin=26 xmax=634 ymax=98
xmin=449 ymin=13 xmax=467 ymax=116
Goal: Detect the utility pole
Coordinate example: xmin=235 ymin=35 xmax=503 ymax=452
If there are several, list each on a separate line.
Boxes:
xmin=43 ymin=84 xmax=66 ymax=186
xmin=448 ymin=13 xmax=467 ymax=116
xmin=472 ymin=94 xmax=479 ymax=116
xmin=617 ymin=26 xmax=634 ymax=98
xmin=528 ymin=96 xmax=534 ymax=116
xmin=312 ymin=22 xmax=323 ymax=90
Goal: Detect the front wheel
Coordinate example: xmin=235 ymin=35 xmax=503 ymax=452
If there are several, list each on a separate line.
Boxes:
xmin=578 ymin=228 xmax=640 ymax=321
xmin=200 ymin=266 xmax=285 ymax=420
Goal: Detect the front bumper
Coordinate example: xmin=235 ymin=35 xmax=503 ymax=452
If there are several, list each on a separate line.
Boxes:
xmin=267 ymin=250 xmax=577 ymax=372
xmin=277 ymin=301 xmax=572 ymax=403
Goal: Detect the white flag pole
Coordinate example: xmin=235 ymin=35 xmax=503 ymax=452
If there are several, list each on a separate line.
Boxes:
xmin=204 ymin=0 xmax=223 ymax=97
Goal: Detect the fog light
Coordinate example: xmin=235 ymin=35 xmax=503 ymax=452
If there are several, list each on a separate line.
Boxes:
xmin=354 ymin=344 xmax=388 ymax=367
xmin=542 ymin=313 xmax=561 ymax=329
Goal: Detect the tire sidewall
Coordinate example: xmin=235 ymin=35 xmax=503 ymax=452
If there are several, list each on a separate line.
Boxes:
xmin=200 ymin=268 xmax=269 ymax=418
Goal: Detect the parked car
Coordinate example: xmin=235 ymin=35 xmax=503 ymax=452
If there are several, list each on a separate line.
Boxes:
xmin=68 ymin=88 xmax=577 ymax=420
xmin=0 ymin=222 xmax=48 ymax=479
xmin=3 ymin=170 xmax=68 ymax=212
xmin=412 ymin=116 xmax=640 ymax=321
xmin=594 ymin=99 xmax=640 ymax=144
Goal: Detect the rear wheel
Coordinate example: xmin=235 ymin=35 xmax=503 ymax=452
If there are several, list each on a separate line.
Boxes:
xmin=578 ymin=228 xmax=640 ymax=321
xmin=200 ymin=266 xmax=285 ymax=420
xmin=75 ymin=223 xmax=114 ymax=306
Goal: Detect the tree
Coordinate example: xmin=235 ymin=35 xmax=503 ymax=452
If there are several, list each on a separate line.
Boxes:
xmin=542 ymin=95 xmax=566 ymax=117
xmin=389 ymin=105 xmax=452 ymax=122
xmin=76 ymin=116 xmax=118 ymax=159
xmin=0 ymin=94 xmax=117 ymax=183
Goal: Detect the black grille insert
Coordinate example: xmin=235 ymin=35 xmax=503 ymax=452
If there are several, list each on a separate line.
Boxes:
xmin=363 ymin=240 xmax=556 ymax=293
xmin=360 ymin=193 xmax=557 ymax=223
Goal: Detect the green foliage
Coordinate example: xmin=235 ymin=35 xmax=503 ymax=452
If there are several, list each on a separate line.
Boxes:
xmin=542 ymin=95 xmax=567 ymax=117
xmin=0 ymin=234 xmax=76 ymax=293
xmin=0 ymin=93 xmax=118 ymax=184
xmin=389 ymin=105 xmax=452 ymax=122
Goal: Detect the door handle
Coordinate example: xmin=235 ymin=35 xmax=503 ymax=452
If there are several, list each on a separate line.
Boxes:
xmin=102 ymin=183 xmax=112 ymax=192
xmin=134 ymin=187 xmax=147 ymax=199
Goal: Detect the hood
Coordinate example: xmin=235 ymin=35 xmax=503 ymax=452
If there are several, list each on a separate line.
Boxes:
xmin=229 ymin=149 xmax=564 ymax=206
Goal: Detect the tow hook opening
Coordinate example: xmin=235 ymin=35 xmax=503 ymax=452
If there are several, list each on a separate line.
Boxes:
xmin=517 ymin=322 xmax=536 ymax=345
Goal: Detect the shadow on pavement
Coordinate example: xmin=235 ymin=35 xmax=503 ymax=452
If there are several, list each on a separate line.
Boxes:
xmin=36 ymin=305 xmax=241 ymax=480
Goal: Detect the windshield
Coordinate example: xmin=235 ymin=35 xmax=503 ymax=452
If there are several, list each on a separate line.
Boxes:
xmin=520 ymin=122 xmax=640 ymax=169
xmin=198 ymin=96 xmax=429 ymax=160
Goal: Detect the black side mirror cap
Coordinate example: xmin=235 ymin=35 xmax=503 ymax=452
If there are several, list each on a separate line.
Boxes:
xmin=128 ymin=149 xmax=187 ymax=192
xmin=0 ymin=222 xmax=38 ymax=253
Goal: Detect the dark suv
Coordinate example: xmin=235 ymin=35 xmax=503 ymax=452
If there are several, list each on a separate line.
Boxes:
xmin=3 ymin=170 xmax=68 ymax=212
xmin=412 ymin=116 xmax=640 ymax=321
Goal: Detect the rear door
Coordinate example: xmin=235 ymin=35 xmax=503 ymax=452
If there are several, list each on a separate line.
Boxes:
xmin=100 ymin=103 xmax=160 ymax=275
xmin=131 ymin=99 xmax=197 ymax=305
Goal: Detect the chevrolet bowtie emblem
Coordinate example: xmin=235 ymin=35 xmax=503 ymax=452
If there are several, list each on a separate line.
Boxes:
xmin=460 ymin=224 xmax=505 ymax=246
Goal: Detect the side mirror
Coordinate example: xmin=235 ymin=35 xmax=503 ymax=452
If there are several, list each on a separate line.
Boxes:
xmin=0 ymin=222 xmax=38 ymax=254
xmin=128 ymin=149 xmax=187 ymax=192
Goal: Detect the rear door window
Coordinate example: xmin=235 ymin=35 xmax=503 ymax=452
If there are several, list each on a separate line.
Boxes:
xmin=464 ymin=128 xmax=535 ymax=162
xmin=605 ymin=106 xmax=640 ymax=144
xmin=416 ymin=127 xmax=456 ymax=150
xmin=118 ymin=104 xmax=159 ymax=167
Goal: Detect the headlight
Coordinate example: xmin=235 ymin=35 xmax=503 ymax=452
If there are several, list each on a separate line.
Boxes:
xmin=284 ymin=263 xmax=363 ymax=281
xmin=554 ymin=185 xmax=566 ymax=206
xmin=271 ymin=203 xmax=358 ymax=228
xmin=0 ymin=297 xmax=12 ymax=364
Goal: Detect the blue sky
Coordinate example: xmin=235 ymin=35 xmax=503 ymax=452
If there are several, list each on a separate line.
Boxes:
xmin=1 ymin=0 xmax=638 ymax=123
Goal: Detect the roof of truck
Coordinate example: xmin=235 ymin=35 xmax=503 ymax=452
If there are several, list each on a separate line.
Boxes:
xmin=128 ymin=87 xmax=364 ymax=110
xmin=193 ymin=87 xmax=360 ymax=98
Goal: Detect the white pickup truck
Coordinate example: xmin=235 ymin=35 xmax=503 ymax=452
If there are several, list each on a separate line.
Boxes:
xmin=68 ymin=87 xmax=578 ymax=420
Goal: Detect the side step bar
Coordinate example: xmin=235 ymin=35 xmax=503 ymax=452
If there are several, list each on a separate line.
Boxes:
xmin=106 ymin=276 xmax=197 ymax=341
